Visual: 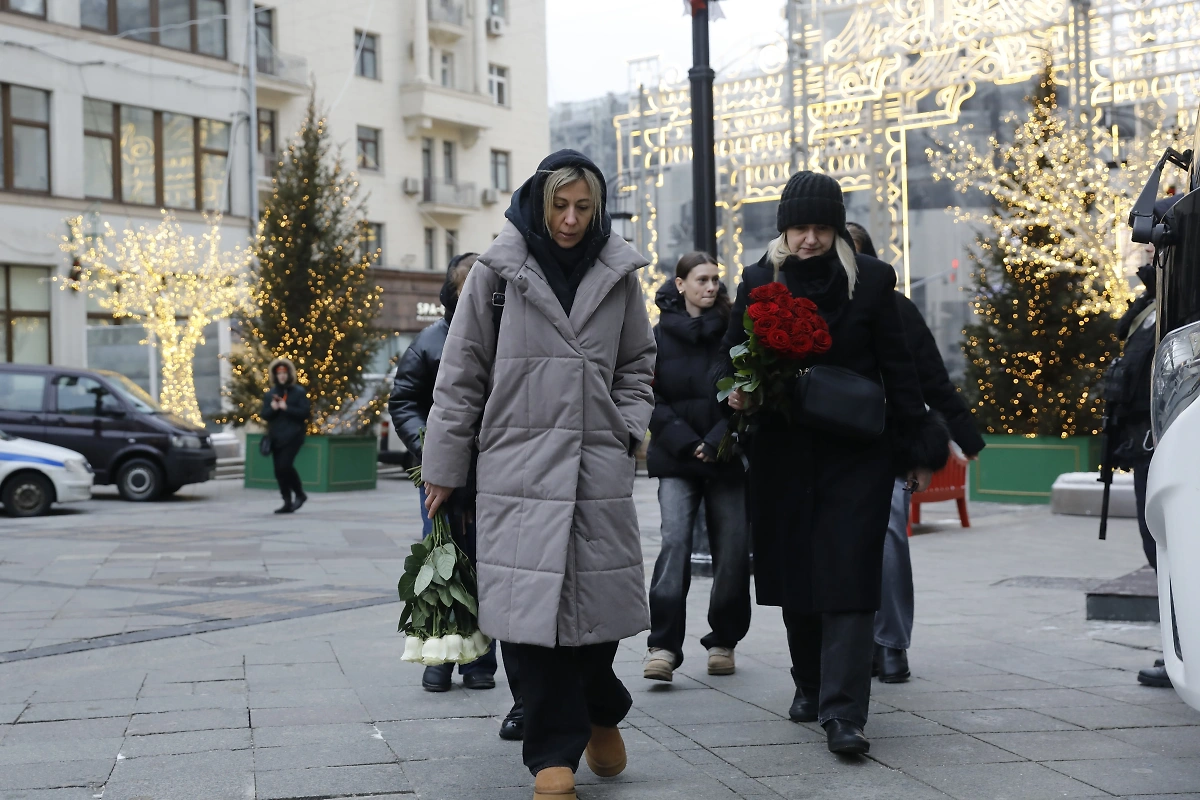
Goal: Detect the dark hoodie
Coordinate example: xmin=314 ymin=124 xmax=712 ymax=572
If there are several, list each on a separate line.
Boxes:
xmin=261 ymin=357 xmax=310 ymax=446
xmin=505 ymin=149 xmax=611 ymax=313
xmin=646 ymin=281 xmax=739 ymax=479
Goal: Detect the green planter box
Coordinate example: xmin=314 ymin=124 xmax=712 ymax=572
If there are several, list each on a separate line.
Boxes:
xmin=969 ymin=434 xmax=1101 ymax=505
xmin=245 ymin=433 xmax=378 ymax=493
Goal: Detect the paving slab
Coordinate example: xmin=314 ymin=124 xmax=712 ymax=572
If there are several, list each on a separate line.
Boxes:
xmin=1046 ymin=756 xmax=1200 ymax=795
xmin=102 ymin=749 xmax=254 ymax=800
xmin=906 ymin=761 xmax=1107 ymax=799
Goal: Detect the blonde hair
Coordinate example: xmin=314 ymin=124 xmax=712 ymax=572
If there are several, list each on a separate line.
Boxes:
xmin=450 ymin=255 xmax=477 ymax=297
xmin=767 ymin=232 xmax=858 ymax=298
xmin=542 ymin=166 xmax=603 ymax=233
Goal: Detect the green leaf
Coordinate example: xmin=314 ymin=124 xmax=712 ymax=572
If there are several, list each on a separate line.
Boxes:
xmin=433 ymin=548 xmax=455 ymax=581
xmin=436 ymin=584 xmax=454 ymax=608
xmin=743 ymin=314 xmax=754 ymax=333
xmin=410 ymin=539 xmax=430 ymax=559
xmin=412 ymin=603 xmax=428 ymax=629
xmin=397 ymin=602 xmax=412 ymax=632
xmin=414 ymin=563 xmax=435 ymax=595
xmin=729 ymin=343 xmax=749 ymax=359
xmin=397 ymin=573 xmax=417 ymax=601
xmin=403 ymin=552 xmax=424 ymax=575
xmin=716 ymin=377 xmax=735 ymax=392
xmin=448 ymin=582 xmax=478 ymax=615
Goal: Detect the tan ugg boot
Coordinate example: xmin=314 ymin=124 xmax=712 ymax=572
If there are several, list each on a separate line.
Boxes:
xmin=585 ymin=724 xmax=627 ymax=777
xmin=533 ymin=766 xmax=576 ymax=799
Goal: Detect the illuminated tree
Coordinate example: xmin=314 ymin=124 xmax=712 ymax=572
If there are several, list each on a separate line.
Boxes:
xmin=61 ymin=212 xmax=254 ymax=427
xmin=927 ymin=66 xmax=1121 ymax=436
xmin=223 ymin=99 xmax=385 ymax=434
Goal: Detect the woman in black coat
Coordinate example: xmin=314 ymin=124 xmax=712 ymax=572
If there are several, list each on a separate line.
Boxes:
xmin=644 ymin=252 xmax=751 ymax=682
xmin=723 ymin=172 xmax=949 ymax=755
xmin=261 ymin=357 xmax=310 ymax=514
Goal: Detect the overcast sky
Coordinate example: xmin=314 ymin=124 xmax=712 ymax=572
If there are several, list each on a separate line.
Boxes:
xmin=544 ymin=0 xmax=787 ymax=104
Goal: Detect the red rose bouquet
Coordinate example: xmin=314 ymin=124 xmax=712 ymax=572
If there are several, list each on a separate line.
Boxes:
xmin=716 ymin=281 xmax=833 ymax=459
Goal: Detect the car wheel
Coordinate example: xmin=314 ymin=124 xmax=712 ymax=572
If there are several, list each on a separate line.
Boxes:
xmin=117 ymin=458 xmax=163 ymax=502
xmin=2 ymin=471 xmax=54 ymax=517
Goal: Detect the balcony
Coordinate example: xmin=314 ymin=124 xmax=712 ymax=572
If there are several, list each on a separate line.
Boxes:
xmin=400 ymin=83 xmax=491 ymax=147
xmin=256 ymin=51 xmax=309 ymax=93
xmin=428 ymin=0 xmax=467 ymax=41
xmin=420 ymin=179 xmax=479 ymax=215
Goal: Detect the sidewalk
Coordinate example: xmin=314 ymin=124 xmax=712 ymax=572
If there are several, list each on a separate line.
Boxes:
xmin=0 ymin=477 xmax=1196 ymax=799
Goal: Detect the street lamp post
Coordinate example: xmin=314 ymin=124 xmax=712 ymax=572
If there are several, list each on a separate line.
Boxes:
xmin=689 ymin=0 xmax=718 ymax=258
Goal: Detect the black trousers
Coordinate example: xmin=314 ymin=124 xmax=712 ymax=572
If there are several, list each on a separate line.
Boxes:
xmin=271 ymin=438 xmax=305 ymax=502
xmin=510 ymin=641 xmax=631 ymax=775
xmin=784 ymin=609 xmax=875 ymax=728
xmin=1133 ymin=462 xmax=1157 ymax=571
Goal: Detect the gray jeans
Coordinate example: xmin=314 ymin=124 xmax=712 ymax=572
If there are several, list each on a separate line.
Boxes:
xmin=874 ymin=478 xmax=913 ymax=650
xmin=648 ymin=476 xmax=752 ymax=666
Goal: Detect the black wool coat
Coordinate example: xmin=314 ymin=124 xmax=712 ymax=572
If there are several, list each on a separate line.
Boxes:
xmin=260 ymin=384 xmax=310 ymax=447
xmin=646 ymin=283 xmax=739 ymax=480
xmin=722 ymin=251 xmax=948 ymax=613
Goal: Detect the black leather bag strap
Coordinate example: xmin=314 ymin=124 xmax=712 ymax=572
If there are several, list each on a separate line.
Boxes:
xmin=492 ymin=279 xmax=507 ymax=342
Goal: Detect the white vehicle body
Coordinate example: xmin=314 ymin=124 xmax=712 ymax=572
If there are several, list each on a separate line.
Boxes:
xmin=0 ymin=432 xmax=94 ymax=512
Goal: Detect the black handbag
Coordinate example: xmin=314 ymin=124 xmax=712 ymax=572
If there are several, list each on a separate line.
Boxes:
xmin=795 ymin=365 xmax=887 ymax=440
xmin=259 ymin=436 xmax=272 ymax=457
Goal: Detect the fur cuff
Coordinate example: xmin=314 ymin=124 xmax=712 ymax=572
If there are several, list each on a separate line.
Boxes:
xmin=891 ymin=410 xmax=951 ymax=476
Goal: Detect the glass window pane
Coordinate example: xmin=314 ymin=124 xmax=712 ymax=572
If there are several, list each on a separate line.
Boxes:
xmin=10 ymin=87 xmax=49 ymax=123
xmin=257 ymin=108 xmax=275 ymax=153
xmin=11 ymin=318 xmax=50 ymax=365
xmin=0 ymin=266 xmax=6 ymax=307
xmin=199 ymin=119 xmax=230 ymax=152
xmin=0 ymin=373 xmax=46 ymax=409
xmin=84 ymin=99 xmax=114 ymax=134
xmin=116 ymin=0 xmax=152 ymax=41
xmin=201 ymin=153 xmax=228 ymax=211
xmin=159 ymin=0 xmax=192 ymax=50
xmin=84 ymin=135 xmax=115 ymax=199
xmin=162 ymin=113 xmax=196 ymax=209
xmin=120 ymin=106 xmax=156 ymax=205
xmin=197 ymin=0 xmax=227 ymax=58
xmin=54 ymin=376 xmax=120 ymax=415
xmin=9 ymin=0 xmax=47 ymax=15
xmin=10 ymin=267 xmax=50 ymax=312
xmin=81 ymin=0 xmax=109 ymax=29
xmin=12 ymin=125 xmax=49 ymax=192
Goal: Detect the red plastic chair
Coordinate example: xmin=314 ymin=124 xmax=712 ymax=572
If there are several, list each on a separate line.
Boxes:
xmin=908 ymin=451 xmax=970 ymax=535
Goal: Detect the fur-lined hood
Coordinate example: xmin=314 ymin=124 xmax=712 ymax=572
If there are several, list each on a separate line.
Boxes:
xmin=268 ymin=357 xmax=298 ymax=387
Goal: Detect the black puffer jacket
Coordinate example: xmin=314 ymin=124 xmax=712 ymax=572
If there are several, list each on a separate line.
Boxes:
xmin=647 ymin=282 xmax=738 ymax=479
xmin=894 ymin=292 xmax=985 ymax=457
xmin=388 ymin=267 xmax=461 ymax=460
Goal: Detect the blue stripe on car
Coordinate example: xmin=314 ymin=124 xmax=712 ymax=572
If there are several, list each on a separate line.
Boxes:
xmin=0 ymin=453 xmax=65 ymax=468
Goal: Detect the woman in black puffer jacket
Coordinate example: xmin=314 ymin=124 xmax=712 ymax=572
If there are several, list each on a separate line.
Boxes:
xmin=643 ymin=252 xmax=752 ymax=683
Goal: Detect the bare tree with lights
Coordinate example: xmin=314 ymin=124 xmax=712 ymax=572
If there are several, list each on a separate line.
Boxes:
xmin=223 ymin=99 xmax=385 ymax=434
xmin=61 ymin=212 xmax=255 ymax=428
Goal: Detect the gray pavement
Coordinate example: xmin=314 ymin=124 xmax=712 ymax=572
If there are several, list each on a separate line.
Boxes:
xmin=0 ymin=475 xmax=1196 ymax=799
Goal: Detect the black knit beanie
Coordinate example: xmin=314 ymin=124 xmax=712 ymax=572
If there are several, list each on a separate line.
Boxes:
xmin=777 ymin=171 xmax=847 ymax=234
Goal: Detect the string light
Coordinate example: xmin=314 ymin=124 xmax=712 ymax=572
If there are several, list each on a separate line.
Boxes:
xmin=61 ymin=212 xmax=255 ymax=428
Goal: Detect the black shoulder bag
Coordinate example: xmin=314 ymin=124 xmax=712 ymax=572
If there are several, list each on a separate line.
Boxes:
xmin=794 ymin=365 xmax=887 ymax=440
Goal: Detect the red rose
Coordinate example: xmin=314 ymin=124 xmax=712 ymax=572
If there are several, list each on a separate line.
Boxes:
xmin=789 ymin=332 xmax=814 ymax=356
xmin=793 ymin=297 xmax=818 ymax=312
xmin=764 ymin=329 xmax=792 ymax=353
xmin=812 ymin=329 xmax=833 ymax=353
xmin=753 ymin=316 xmax=781 ymax=337
xmin=750 ymin=282 xmax=791 ymax=303
xmin=746 ymin=301 xmax=780 ymax=320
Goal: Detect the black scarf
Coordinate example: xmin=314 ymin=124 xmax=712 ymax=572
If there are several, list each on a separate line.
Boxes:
xmin=781 ymin=250 xmax=851 ymax=326
xmin=655 ymin=282 xmax=728 ymax=344
xmin=505 ymin=149 xmax=611 ymax=314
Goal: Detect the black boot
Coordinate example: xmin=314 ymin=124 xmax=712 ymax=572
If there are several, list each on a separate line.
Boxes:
xmin=291 ymin=492 xmax=307 ymax=511
xmin=824 ymin=719 xmax=870 ymax=755
xmin=422 ymin=664 xmax=452 ymax=692
xmin=274 ymin=497 xmax=294 ymax=514
xmin=788 ymin=668 xmax=818 ymax=722
xmin=876 ymin=645 xmax=910 ymax=683
xmin=499 ymin=701 xmax=524 ymax=740
xmin=1138 ymin=658 xmax=1172 ymax=688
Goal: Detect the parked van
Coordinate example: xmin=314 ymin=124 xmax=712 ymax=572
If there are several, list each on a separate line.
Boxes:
xmin=0 ymin=364 xmax=216 ymax=501
xmin=0 ymin=429 xmax=93 ymax=516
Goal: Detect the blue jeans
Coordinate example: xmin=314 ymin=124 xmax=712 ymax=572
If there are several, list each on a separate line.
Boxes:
xmin=418 ymin=484 xmax=433 ymax=538
xmin=874 ymin=478 xmax=913 ymax=650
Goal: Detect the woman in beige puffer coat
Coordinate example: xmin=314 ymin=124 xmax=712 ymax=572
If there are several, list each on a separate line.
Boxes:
xmin=421 ymin=150 xmax=656 ymax=800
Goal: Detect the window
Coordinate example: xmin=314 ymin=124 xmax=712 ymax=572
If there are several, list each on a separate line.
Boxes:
xmin=84 ymin=99 xmax=229 ymax=210
xmin=445 ymin=229 xmax=458 ymax=266
xmin=355 ymin=31 xmax=378 ymax=79
xmin=442 ymin=140 xmax=455 ymax=182
xmin=488 ymin=64 xmax=509 ymax=106
xmin=257 ymin=107 xmax=276 ymax=154
xmin=440 ymin=52 xmax=454 ymax=88
xmin=488 ymin=0 xmax=506 ymax=18
xmin=1 ymin=266 xmax=51 ymax=364
xmin=357 ymin=126 xmax=380 ymax=171
xmin=423 ymin=228 xmax=435 ymax=271
xmin=490 ymin=149 xmax=510 ymax=192
xmin=2 ymin=84 xmax=51 ymax=193
xmin=53 ymin=375 xmax=122 ymax=416
xmin=254 ymin=6 xmax=274 ymax=73
xmin=364 ymin=222 xmax=384 ymax=265
xmin=1 ymin=0 xmax=46 ymax=17
xmin=82 ymin=0 xmax=227 ymax=58
xmin=0 ymin=372 xmax=46 ymax=410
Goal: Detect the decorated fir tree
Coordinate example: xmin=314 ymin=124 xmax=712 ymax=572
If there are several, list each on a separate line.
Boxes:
xmin=927 ymin=66 xmax=1122 ymax=436
xmin=224 ymin=99 xmax=385 ymax=434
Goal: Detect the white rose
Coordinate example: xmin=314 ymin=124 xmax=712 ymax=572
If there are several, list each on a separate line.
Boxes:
xmin=470 ymin=629 xmax=491 ymax=657
xmin=401 ymin=635 xmax=423 ymax=663
xmin=459 ymin=636 xmax=478 ymax=663
xmin=443 ymin=634 xmax=464 ymax=663
xmin=421 ymin=636 xmax=447 ymax=666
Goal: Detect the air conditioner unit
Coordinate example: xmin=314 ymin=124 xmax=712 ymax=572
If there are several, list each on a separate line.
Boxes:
xmin=402 ymin=177 xmax=421 ymax=195
xmin=486 ymin=16 xmax=505 ymax=36
xmin=481 ymin=188 xmax=499 ymax=205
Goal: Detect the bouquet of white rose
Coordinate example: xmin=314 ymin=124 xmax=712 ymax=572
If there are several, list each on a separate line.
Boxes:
xmin=398 ymin=444 xmax=491 ymax=666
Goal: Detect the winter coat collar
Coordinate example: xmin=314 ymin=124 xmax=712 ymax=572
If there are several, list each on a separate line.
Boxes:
xmin=655 ymin=282 xmax=727 ymax=345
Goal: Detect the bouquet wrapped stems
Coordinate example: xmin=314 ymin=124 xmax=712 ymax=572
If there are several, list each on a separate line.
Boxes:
xmin=397 ymin=451 xmax=490 ymax=666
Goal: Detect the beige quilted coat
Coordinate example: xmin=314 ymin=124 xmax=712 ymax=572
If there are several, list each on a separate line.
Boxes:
xmin=421 ymin=222 xmax=657 ymax=648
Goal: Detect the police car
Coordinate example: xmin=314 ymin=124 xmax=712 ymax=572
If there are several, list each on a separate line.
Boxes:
xmin=0 ymin=429 xmax=93 ymax=517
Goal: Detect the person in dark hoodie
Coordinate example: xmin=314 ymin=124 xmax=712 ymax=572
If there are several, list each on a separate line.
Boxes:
xmin=644 ymin=251 xmax=751 ymax=683
xmin=420 ymin=150 xmax=656 ymax=800
xmin=261 ymin=357 xmax=310 ymax=514
xmin=845 ymin=222 xmax=985 ymax=685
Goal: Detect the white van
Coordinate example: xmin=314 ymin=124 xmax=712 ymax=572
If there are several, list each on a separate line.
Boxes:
xmin=0 ymin=430 xmax=94 ymax=517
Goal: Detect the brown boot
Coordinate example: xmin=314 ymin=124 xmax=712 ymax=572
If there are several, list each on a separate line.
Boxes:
xmin=533 ymin=766 xmax=576 ymax=799
xmin=585 ymin=724 xmax=627 ymax=777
